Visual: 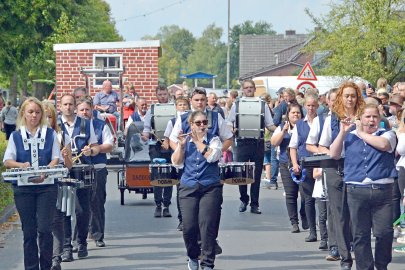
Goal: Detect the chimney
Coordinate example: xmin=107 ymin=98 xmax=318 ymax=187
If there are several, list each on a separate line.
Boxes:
xmin=285 ymin=30 xmax=296 ymax=36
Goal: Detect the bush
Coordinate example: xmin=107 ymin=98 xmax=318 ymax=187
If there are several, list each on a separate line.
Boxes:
xmin=0 ymin=132 xmax=14 ymax=213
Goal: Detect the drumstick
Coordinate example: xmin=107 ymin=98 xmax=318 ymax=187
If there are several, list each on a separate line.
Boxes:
xmin=72 ymin=144 xmax=91 ymax=163
xmin=150 ymin=131 xmax=164 ymax=143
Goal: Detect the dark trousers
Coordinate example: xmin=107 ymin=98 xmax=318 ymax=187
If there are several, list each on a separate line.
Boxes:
xmin=64 ymin=188 xmax=90 ymax=248
xmin=316 ymin=199 xmax=328 ymax=241
xmin=13 ymin=185 xmax=58 ymax=270
xmin=393 ymin=167 xmax=405 ymax=222
xmin=324 ymin=168 xmax=352 ymax=267
xmin=279 ymin=162 xmax=306 ymax=225
xmin=90 ymin=167 xmax=108 ymax=241
xmin=52 ymin=208 xmax=65 ymax=261
xmin=233 ymin=139 xmax=264 ymax=207
xmin=176 ymin=184 xmax=182 ymax=221
xmin=347 ymin=184 xmax=393 ymax=270
xmin=327 ymin=199 xmax=337 ymax=248
xmin=154 ymin=186 xmax=173 ymax=207
xmin=149 ymin=144 xmax=174 ymax=207
xmin=179 ymin=183 xmax=223 ymax=269
xmin=4 ymin=123 xmax=16 ymax=140
xmin=299 ymin=169 xmax=316 ymax=233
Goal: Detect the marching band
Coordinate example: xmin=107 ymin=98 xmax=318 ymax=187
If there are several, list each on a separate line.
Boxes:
xmin=3 ymin=79 xmax=405 ymax=270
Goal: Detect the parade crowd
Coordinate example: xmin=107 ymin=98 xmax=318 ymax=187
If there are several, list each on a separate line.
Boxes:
xmin=3 ymin=77 xmax=405 ymax=270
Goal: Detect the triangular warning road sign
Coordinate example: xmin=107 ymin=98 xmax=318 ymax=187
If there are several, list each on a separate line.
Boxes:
xmin=297 ymin=62 xmax=317 ymax=81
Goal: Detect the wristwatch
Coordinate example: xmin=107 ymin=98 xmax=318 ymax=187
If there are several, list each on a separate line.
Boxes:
xmin=201 ymin=145 xmax=209 ymax=155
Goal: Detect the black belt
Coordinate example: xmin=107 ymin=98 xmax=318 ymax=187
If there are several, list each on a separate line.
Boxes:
xmin=346 ymin=183 xmax=393 ymax=190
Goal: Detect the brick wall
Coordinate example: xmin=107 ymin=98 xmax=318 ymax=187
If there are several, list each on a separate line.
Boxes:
xmin=54 ymin=41 xmax=160 ymax=103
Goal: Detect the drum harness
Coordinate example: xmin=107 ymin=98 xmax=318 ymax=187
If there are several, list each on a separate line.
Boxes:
xmin=20 ymin=125 xmax=47 ymax=168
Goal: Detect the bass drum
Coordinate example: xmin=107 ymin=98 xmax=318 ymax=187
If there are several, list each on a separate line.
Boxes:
xmin=223 ymin=162 xmax=255 ymax=185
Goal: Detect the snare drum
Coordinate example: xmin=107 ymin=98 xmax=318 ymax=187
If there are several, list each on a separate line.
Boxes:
xmin=223 ymin=162 xmax=255 ymax=185
xmin=69 ymin=165 xmax=94 ymax=188
xmin=149 ymin=164 xmax=179 ymax=187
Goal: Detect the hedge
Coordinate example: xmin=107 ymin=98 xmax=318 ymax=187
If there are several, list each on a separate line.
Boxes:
xmin=0 ymin=132 xmax=13 ymax=214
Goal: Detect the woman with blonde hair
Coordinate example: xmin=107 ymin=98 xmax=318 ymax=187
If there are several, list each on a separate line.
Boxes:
xmin=3 ymin=97 xmax=61 ymax=270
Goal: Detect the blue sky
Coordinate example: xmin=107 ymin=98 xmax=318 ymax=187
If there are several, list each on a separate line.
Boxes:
xmin=105 ymin=0 xmax=332 ymax=41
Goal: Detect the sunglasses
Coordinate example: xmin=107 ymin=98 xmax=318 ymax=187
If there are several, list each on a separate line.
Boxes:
xmin=193 ymin=120 xmax=208 ymax=126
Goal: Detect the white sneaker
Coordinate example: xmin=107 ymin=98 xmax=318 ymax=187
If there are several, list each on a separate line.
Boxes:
xmin=397 ymin=234 xmax=405 ymax=244
xmin=394 ymin=226 xmax=402 ymax=238
xmin=394 ymin=246 xmax=405 ymax=253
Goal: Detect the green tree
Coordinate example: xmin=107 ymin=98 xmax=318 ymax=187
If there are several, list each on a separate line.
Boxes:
xmin=0 ymin=0 xmax=122 ymax=102
xmin=187 ymin=24 xmax=227 ymax=88
xmin=143 ymin=25 xmax=195 ymax=85
xmin=230 ymin=21 xmax=276 ymax=86
xmin=305 ymin=0 xmax=405 ymax=84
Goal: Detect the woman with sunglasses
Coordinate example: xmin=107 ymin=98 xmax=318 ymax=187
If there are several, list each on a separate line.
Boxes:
xmin=3 ymin=97 xmax=61 ymax=270
xmin=172 ymin=111 xmax=223 ymax=270
xmin=271 ymin=102 xmax=307 ymax=233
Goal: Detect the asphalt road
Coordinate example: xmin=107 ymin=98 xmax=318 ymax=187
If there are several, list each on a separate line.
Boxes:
xmin=1 ymin=169 xmax=405 ymax=270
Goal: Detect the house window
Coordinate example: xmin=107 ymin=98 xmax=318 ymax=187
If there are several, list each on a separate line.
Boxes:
xmin=93 ymin=54 xmax=122 ymax=87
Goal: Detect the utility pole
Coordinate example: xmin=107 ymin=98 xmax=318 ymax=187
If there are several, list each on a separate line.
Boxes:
xmin=226 ymin=0 xmax=231 ymax=91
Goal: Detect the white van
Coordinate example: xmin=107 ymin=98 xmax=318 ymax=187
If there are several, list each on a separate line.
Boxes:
xmin=252 ymin=76 xmax=368 ymax=97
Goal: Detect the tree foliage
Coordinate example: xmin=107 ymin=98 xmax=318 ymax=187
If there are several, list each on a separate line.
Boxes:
xmin=143 ymin=25 xmax=195 ymax=85
xmin=305 ymin=0 xmax=405 ymax=84
xmin=187 ymin=24 xmax=227 ymax=88
xmin=0 ymin=0 xmax=121 ymax=101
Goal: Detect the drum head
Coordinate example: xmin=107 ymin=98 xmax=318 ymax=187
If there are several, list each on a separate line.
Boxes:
xmin=149 ymin=164 xmax=179 ymax=187
xmin=223 ymin=162 xmax=255 ymax=185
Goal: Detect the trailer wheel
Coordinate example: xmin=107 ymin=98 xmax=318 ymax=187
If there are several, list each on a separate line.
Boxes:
xmin=120 ymin=189 xmax=125 ymax=205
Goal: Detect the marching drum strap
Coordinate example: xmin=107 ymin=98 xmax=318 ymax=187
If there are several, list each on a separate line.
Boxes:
xmin=260 ymin=100 xmax=265 ymax=139
xmin=207 ymin=109 xmax=213 ymax=129
xmin=151 ymin=104 xmax=155 ymax=131
xmin=79 ymin=117 xmax=86 ymax=136
xmin=235 ymin=99 xmax=240 ymax=137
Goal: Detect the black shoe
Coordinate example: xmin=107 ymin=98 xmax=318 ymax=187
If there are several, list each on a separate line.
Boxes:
xmin=305 ymin=231 xmax=317 ymax=242
xmin=77 ymin=244 xmax=88 ymax=258
xmin=318 ymin=240 xmax=328 ymax=250
xmin=250 ymin=205 xmax=262 ymax=214
xmin=239 ymin=202 xmax=247 ymax=212
xmin=326 ymin=246 xmax=341 ymax=261
xmin=214 ymin=240 xmax=222 ymax=255
xmin=72 ymin=245 xmax=78 ymax=253
xmin=154 ymin=206 xmax=162 ymax=217
xmin=177 ymin=221 xmax=183 ymax=231
xmin=51 ymin=258 xmax=62 ymax=270
xmin=61 ymin=249 xmax=74 ymax=262
xmin=162 ymin=207 xmax=172 ymax=217
xmin=142 ymin=193 xmax=147 ymax=199
xmin=95 ymin=240 xmax=105 ymax=247
xmin=341 ymin=265 xmax=351 ymax=270
xmin=291 ymin=224 xmax=300 ymax=233
xmin=301 ymin=217 xmax=309 ymax=230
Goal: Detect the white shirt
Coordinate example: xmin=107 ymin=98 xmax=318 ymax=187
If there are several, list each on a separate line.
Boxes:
xmin=164 ymin=111 xmax=188 ymax=138
xmin=396 ymin=133 xmax=405 ymax=170
xmin=3 ymin=128 xmax=61 ymax=164
xmin=171 ymin=135 xmax=222 ymax=168
xmin=345 ymin=129 xmax=396 ymax=185
xmin=169 ymin=109 xmax=233 ymax=144
xmin=60 ymin=115 xmax=98 ymax=149
xmin=306 ymin=112 xmax=331 ymax=145
xmin=91 ymin=120 xmax=114 ymax=169
xmin=125 ymin=110 xmax=146 ymax=130
xmin=318 ymin=115 xmax=332 ymax=147
xmin=227 ymin=100 xmax=274 ymax=128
